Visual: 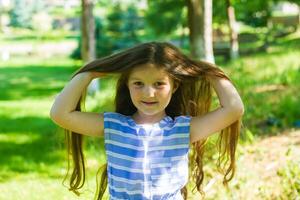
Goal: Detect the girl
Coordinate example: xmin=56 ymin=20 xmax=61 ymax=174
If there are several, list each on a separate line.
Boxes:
xmin=50 ymin=42 xmax=244 ymax=200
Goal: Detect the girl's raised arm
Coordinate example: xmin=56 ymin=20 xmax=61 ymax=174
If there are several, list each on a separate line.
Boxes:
xmin=190 ymin=77 xmax=244 ymax=143
xmin=50 ymin=72 xmax=105 ymax=137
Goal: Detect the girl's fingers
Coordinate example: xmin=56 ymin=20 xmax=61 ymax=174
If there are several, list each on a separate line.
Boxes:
xmin=90 ymin=72 xmax=106 ymax=79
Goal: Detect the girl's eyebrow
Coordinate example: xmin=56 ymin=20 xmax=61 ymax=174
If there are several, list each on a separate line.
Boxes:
xmin=129 ymin=78 xmax=168 ymax=82
xmin=128 ymin=77 xmax=141 ymax=81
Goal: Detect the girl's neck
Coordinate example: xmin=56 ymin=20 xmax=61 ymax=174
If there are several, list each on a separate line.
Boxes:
xmin=132 ymin=111 xmax=166 ymax=124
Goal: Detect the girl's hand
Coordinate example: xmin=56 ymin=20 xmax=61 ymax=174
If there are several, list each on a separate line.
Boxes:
xmin=89 ymin=71 xmax=106 ymax=79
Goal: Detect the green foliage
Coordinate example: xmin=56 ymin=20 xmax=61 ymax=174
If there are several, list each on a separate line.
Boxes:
xmin=8 ymin=0 xmax=45 ymax=29
xmin=49 ymin=6 xmax=81 ymax=18
xmin=240 ymin=128 xmax=255 ymax=144
xmin=9 ymin=0 xmax=33 ymax=28
xmin=235 ymin=0 xmax=273 ymax=27
xmin=86 ymin=76 xmax=117 ymax=113
xmin=72 ymin=3 xmax=144 ymax=59
xmin=213 ymin=0 xmax=277 ymax=27
xmin=145 ymin=0 xmax=186 ymax=36
xmin=105 ymin=4 xmax=142 ymax=51
xmin=145 ymin=0 xmax=285 ymax=35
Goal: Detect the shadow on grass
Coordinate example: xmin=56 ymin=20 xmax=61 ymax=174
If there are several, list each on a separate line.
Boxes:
xmin=277 ymin=37 xmax=300 ymax=48
xmin=0 ymin=115 xmax=105 ymax=182
xmin=0 ymin=116 xmax=63 ymax=180
xmin=0 ymin=115 xmax=56 ymax=134
xmin=0 ymin=60 xmax=107 ymax=183
xmin=0 ymin=65 xmax=76 ymax=100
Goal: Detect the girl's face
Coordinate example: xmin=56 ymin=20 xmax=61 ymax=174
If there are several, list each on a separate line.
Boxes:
xmin=127 ymin=64 xmax=177 ymax=119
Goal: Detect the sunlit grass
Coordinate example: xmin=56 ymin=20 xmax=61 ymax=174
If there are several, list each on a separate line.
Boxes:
xmin=0 ymin=172 xmax=98 ymax=200
xmin=221 ymin=35 xmax=300 ymax=136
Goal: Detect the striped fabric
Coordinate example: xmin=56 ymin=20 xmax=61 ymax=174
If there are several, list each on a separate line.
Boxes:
xmin=103 ymin=112 xmax=191 ymax=200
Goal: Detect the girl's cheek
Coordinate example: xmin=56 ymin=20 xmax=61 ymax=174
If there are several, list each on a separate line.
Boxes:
xmin=130 ymin=89 xmax=141 ymax=99
xmin=161 ymin=87 xmax=173 ymax=95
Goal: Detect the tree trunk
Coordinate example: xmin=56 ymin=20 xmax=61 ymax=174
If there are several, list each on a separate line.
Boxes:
xmin=186 ymin=0 xmax=214 ymax=63
xmin=0 ymin=0 xmax=3 ymax=33
xmin=81 ymin=0 xmax=98 ymax=93
xmin=226 ymin=0 xmax=239 ymax=59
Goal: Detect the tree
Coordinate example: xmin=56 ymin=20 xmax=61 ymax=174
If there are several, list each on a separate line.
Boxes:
xmin=81 ymin=0 xmax=96 ymax=62
xmin=226 ymin=0 xmax=239 ymax=59
xmin=145 ymin=0 xmax=185 ymax=38
xmin=81 ymin=0 xmax=98 ymax=93
xmin=186 ymin=0 xmax=214 ymax=63
xmin=213 ymin=0 xmax=285 ymax=27
xmin=145 ymin=0 xmax=215 ymax=62
xmin=72 ymin=2 xmax=144 ymax=59
xmin=123 ymin=5 xmax=142 ymax=46
xmin=98 ymin=3 xmax=143 ymax=53
xmin=9 ymin=0 xmax=33 ymax=29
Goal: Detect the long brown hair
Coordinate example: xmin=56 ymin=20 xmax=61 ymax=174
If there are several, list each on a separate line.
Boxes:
xmin=63 ymin=42 xmax=242 ymax=199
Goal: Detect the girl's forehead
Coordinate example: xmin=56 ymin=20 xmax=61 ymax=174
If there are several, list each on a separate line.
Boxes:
xmin=129 ymin=64 xmax=170 ymax=80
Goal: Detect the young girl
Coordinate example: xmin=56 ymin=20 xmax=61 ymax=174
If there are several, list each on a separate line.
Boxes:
xmin=50 ymin=42 xmax=244 ymax=200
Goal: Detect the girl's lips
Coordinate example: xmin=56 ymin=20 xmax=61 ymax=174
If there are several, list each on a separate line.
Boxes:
xmin=141 ymin=101 xmax=158 ymax=105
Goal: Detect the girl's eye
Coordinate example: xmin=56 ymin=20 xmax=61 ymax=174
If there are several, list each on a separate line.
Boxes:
xmin=154 ymin=82 xmax=166 ymax=87
xmin=133 ymin=81 xmax=143 ymax=86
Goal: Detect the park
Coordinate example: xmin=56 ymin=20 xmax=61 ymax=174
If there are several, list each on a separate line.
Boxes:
xmin=0 ymin=0 xmax=299 ymax=199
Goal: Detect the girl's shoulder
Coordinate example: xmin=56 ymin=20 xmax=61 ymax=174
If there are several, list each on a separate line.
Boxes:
xmin=103 ymin=112 xmax=191 ymax=128
xmin=103 ymin=112 xmax=134 ymax=126
xmin=103 ymin=112 xmax=129 ymax=121
xmin=173 ymin=115 xmax=192 ymax=124
xmin=162 ymin=115 xmax=192 ymax=129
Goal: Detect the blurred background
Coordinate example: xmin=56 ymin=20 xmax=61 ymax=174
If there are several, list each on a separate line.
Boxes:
xmin=0 ymin=0 xmax=299 ymax=199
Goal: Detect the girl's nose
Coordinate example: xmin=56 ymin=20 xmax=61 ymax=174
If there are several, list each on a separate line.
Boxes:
xmin=143 ymin=86 xmax=155 ymax=97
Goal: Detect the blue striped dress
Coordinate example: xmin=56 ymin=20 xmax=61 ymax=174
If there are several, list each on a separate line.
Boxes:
xmin=103 ymin=112 xmax=191 ymax=200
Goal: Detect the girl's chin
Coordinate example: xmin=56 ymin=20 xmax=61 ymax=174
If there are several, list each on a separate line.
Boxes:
xmin=136 ymin=109 xmax=165 ymax=117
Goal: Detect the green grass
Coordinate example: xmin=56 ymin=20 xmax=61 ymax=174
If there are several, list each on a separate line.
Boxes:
xmin=277 ymin=159 xmax=300 ymax=199
xmin=0 ymin=57 xmax=105 ymax=199
xmin=0 ymin=28 xmax=79 ymax=42
xmin=0 ymin=31 xmax=299 ymax=199
xmin=222 ymin=31 xmax=300 ymax=136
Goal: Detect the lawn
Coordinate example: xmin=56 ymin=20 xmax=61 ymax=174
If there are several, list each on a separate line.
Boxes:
xmin=0 ymin=57 xmax=103 ymax=199
xmin=0 ymin=31 xmax=299 ymax=199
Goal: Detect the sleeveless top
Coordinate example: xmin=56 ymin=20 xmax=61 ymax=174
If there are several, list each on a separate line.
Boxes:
xmin=103 ymin=112 xmax=191 ymax=200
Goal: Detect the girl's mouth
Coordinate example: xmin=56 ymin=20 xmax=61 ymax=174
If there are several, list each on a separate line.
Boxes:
xmin=141 ymin=101 xmax=158 ymax=105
